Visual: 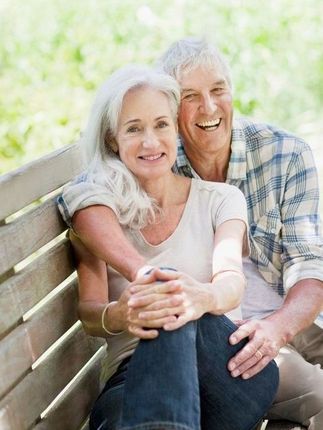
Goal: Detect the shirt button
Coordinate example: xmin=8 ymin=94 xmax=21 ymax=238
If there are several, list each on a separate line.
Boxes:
xmin=270 ymin=228 xmax=276 ymax=234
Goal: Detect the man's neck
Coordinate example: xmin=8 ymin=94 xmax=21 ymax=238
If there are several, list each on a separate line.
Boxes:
xmin=186 ymin=146 xmax=231 ymax=183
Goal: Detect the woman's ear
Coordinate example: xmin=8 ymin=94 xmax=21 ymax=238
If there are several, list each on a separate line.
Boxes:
xmin=110 ymin=139 xmax=119 ymax=153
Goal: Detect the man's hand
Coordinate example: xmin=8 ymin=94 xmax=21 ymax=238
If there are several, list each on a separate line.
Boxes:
xmin=227 ymin=318 xmax=287 ymax=379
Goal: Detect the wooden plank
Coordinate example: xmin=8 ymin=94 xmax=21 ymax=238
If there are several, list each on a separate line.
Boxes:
xmin=0 ymin=239 xmax=74 ymax=338
xmin=0 ymin=143 xmax=84 ymax=220
xmin=0 ymin=195 xmax=67 ymax=276
xmin=33 ymin=348 xmax=105 ymax=430
xmin=0 ymin=279 xmax=79 ymax=399
xmin=0 ymin=327 xmax=102 ymax=430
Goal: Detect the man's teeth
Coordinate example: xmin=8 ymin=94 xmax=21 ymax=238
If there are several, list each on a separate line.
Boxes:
xmin=197 ymin=119 xmax=221 ymax=128
xmin=141 ymin=153 xmax=163 ymax=160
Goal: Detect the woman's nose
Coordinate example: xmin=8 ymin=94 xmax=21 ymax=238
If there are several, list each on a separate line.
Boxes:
xmin=142 ymin=130 xmax=159 ymax=148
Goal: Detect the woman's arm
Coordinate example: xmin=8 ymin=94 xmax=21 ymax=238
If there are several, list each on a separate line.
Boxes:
xmin=209 ymin=218 xmax=247 ymax=314
xmin=128 ymin=218 xmax=247 ymax=330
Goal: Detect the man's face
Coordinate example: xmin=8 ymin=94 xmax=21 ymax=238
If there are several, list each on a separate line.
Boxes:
xmin=178 ymin=65 xmax=233 ymax=155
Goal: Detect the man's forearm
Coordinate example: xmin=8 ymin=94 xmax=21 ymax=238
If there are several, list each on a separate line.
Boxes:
xmin=267 ymin=278 xmax=323 ymax=343
xmin=72 ymin=205 xmax=146 ymax=281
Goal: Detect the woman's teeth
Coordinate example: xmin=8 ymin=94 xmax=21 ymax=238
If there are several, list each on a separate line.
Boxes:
xmin=140 ymin=153 xmax=163 ymax=160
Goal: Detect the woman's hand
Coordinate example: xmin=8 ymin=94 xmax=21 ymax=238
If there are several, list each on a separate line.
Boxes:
xmin=128 ymin=269 xmax=213 ymax=332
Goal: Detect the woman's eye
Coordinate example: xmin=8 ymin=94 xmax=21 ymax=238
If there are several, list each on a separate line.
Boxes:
xmin=157 ymin=121 xmax=169 ymax=129
xmin=127 ymin=126 xmax=140 ymax=133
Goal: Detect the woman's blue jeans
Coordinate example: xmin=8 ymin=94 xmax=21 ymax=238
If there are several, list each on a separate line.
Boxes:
xmin=89 ymin=314 xmax=279 ymax=430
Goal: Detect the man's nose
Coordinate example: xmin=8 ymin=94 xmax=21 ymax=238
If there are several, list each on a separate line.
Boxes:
xmin=200 ymin=94 xmax=217 ymax=116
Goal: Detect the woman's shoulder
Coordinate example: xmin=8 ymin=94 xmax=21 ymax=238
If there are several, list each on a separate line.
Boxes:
xmin=193 ymin=178 xmax=242 ymax=197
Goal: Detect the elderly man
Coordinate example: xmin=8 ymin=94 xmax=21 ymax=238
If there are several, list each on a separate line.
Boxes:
xmin=59 ymin=38 xmax=323 ymax=429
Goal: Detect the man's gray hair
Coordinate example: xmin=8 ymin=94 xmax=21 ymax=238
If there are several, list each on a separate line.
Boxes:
xmin=157 ymin=37 xmax=232 ymax=88
xmin=81 ymin=64 xmax=180 ymax=229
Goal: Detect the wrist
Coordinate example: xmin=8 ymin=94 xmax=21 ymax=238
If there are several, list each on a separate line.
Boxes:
xmin=102 ymin=301 xmax=125 ymax=335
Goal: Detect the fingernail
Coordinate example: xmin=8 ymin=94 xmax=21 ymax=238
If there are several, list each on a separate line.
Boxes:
xmin=230 ymin=336 xmax=237 ymax=344
xmin=228 ymin=363 xmax=235 ymax=371
xmin=242 ymin=373 xmax=250 ymax=379
xmin=231 ymin=370 xmax=239 ymax=377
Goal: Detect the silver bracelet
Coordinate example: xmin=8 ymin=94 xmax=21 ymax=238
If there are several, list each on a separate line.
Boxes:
xmin=101 ymin=301 xmax=125 ymax=336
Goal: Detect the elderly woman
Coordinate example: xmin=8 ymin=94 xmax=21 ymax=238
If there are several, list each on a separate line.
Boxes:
xmin=60 ymin=65 xmax=278 ymax=430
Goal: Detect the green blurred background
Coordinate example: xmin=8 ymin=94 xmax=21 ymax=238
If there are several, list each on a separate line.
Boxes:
xmin=1 ymin=0 xmax=323 ymax=199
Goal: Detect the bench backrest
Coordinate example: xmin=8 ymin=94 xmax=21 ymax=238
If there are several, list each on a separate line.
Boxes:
xmin=0 ymin=144 xmax=104 ymax=430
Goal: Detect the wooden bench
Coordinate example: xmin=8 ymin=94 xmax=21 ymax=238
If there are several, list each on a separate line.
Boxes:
xmin=0 ymin=144 xmax=306 ymax=430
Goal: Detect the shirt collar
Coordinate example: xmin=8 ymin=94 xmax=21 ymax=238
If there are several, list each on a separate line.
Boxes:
xmin=227 ymin=117 xmax=247 ymax=181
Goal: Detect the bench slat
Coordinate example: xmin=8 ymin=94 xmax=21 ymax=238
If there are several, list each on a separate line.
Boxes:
xmin=0 ymin=144 xmax=83 ymax=220
xmin=0 ymin=280 xmax=78 ymax=399
xmin=0 ymin=196 xmax=66 ymax=276
xmin=0 ymin=239 xmax=74 ymax=338
xmin=33 ymin=348 xmax=105 ymax=430
xmin=0 ymin=327 xmax=101 ymax=430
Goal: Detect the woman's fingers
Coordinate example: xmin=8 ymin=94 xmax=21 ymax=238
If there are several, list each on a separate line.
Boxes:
xmin=128 ymin=325 xmax=159 ymax=339
xmin=128 ymin=291 xmax=183 ymax=309
xmin=130 ymin=280 xmax=182 ymax=296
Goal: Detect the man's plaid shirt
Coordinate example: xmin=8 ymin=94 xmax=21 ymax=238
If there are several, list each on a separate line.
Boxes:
xmin=174 ymin=118 xmax=323 ymax=325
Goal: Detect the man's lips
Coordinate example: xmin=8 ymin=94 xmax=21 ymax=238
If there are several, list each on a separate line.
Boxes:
xmin=196 ymin=118 xmax=221 ymax=131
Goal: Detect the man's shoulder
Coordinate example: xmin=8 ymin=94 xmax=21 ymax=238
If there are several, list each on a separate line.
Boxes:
xmin=235 ymin=117 xmax=311 ymax=153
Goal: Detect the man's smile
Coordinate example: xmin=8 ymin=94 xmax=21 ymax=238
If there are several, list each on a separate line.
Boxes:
xmin=196 ymin=118 xmax=221 ymax=131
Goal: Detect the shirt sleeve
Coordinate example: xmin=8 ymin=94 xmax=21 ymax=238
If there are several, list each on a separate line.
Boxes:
xmin=281 ymin=142 xmax=323 ymax=290
xmin=57 ymin=173 xmax=117 ymax=227
xmin=213 ymin=184 xmax=250 ymax=257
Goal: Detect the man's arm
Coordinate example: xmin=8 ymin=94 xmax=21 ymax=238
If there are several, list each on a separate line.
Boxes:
xmin=72 ymin=205 xmax=147 ymax=282
xmin=228 ymin=140 xmax=323 ymax=378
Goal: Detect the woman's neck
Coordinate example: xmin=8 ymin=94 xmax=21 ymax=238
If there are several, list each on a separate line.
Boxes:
xmin=140 ymin=173 xmax=190 ymax=209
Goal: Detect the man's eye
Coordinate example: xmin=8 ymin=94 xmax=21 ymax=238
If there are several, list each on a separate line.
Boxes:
xmin=212 ymin=87 xmax=224 ymax=94
xmin=182 ymin=94 xmax=196 ymax=101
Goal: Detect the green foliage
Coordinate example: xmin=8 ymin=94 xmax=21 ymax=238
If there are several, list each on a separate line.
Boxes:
xmin=1 ymin=0 xmax=323 ymax=174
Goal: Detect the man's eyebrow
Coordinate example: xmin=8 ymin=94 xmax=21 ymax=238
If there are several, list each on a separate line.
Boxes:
xmin=181 ymin=80 xmax=227 ymax=93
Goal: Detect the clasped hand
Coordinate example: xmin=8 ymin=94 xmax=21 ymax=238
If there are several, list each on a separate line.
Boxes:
xmin=126 ymin=268 xmax=210 ymax=339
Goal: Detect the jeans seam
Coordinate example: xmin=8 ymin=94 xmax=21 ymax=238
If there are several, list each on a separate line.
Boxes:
xmin=119 ymin=422 xmax=194 ymax=430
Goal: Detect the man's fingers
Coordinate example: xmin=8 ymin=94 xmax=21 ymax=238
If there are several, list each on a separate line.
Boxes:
xmin=241 ymin=355 xmax=272 ymax=379
xmin=229 ymin=322 xmax=256 ymax=345
xmin=228 ymin=338 xmax=264 ymax=371
xmin=229 ymin=348 xmax=266 ymax=377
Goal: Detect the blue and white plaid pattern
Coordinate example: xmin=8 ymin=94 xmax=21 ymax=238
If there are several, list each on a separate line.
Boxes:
xmin=173 ymin=117 xmax=323 ymax=300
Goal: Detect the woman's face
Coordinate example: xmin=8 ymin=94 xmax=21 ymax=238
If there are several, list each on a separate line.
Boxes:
xmin=115 ymin=86 xmax=178 ymax=184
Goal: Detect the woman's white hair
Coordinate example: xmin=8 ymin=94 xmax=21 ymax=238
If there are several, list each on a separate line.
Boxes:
xmin=81 ymin=64 xmax=180 ymax=229
xmin=157 ymin=36 xmax=232 ymax=89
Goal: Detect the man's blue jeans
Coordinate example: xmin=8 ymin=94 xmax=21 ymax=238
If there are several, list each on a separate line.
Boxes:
xmin=90 ymin=314 xmax=279 ymax=430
